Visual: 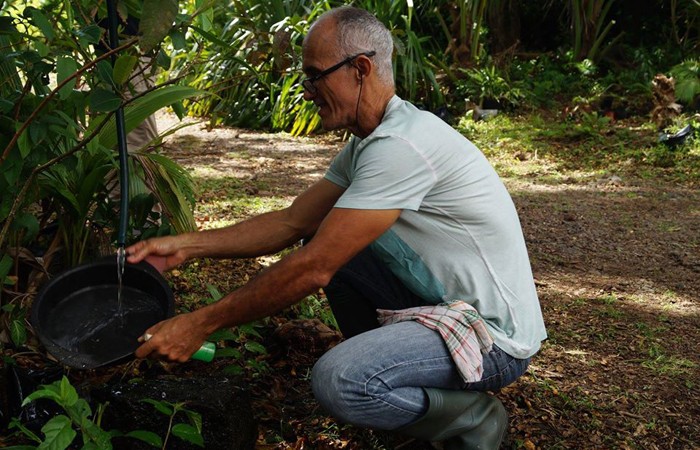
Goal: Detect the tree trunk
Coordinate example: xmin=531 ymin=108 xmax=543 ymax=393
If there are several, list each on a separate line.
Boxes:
xmin=487 ymin=0 xmax=522 ymax=55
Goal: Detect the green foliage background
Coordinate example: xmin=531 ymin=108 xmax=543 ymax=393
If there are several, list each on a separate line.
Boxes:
xmin=174 ymin=0 xmax=699 ymax=132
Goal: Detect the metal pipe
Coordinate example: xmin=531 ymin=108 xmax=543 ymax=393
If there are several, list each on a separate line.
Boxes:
xmin=106 ymin=0 xmax=129 ymax=248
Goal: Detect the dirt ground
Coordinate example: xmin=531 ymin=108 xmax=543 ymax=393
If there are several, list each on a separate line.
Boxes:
xmin=153 ymin=112 xmax=700 ymax=450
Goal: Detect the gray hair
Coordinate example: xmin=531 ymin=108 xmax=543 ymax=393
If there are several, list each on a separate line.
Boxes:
xmin=322 ymin=6 xmax=395 ymax=87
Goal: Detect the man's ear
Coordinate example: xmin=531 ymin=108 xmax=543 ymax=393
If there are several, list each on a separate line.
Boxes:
xmin=352 ymin=55 xmax=372 ymax=80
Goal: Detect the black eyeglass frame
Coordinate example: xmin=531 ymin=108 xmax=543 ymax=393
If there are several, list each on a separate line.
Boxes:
xmin=302 ymin=51 xmax=376 ymax=93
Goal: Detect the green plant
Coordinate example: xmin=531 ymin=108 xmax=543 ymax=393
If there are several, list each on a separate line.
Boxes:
xmin=0 ymin=2 xmax=199 ymax=256
xmin=393 ymin=16 xmax=444 ymax=109
xmin=507 ymin=54 xmax=585 ymax=107
xmin=181 ymin=0 xmax=328 ymax=134
xmin=294 ymin=294 xmax=339 ymax=330
xmin=356 ymin=0 xmax=446 ymax=109
xmin=209 ymin=325 xmax=270 ymax=376
xmin=180 ymin=0 xmax=451 ymax=131
xmin=670 ymin=59 xmax=700 ymax=105
xmin=8 ymin=376 xmax=115 ymax=449
xmin=455 ymin=64 xmax=525 ymax=108
xmin=140 ymin=399 xmax=205 ymax=448
xmin=204 ymin=283 xmax=270 ymax=376
xmin=569 ymin=0 xmax=622 ymax=62
xmin=1 ymin=302 xmax=28 ymax=348
xmin=433 ymin=0 xmax=489 ymax=65
xmin=6 ymin=376 xmax=205 ymax=450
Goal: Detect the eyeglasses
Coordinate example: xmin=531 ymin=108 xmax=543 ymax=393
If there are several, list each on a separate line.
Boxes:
xmin=302 ymin=51 xmax=376 ymax=94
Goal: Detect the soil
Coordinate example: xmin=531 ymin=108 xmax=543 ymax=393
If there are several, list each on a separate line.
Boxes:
xmin=159 ymin=113 xmax=700 ymax=449
xmin=7 ymin=112 xmax=699 ymax=449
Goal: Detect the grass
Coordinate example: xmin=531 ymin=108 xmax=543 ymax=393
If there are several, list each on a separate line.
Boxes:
xmin=192 ymin=175 xmax=291 ymax=229
xmin=455 ymin=112 xmax=700 ymax=184
xmin=642 ymin=353 xmax=698 ymax=376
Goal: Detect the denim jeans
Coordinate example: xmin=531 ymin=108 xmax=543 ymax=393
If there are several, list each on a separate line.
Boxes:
xmin=311 ymin=247 xmax=530 ymax=430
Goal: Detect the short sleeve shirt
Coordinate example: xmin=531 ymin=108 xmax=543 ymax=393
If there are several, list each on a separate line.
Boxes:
xmin=324 ymin=96 xmax=547 ymax=358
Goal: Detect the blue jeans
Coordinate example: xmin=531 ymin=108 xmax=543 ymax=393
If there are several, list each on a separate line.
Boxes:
xmin=311 ymin=247 xmax=530 ymax=430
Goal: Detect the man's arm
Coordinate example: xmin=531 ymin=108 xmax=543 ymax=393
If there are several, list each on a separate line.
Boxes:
xmin=135 ymin=205 xmax=402 ymax=362
xmin=126 ymin=178 xmax=345 ymax=269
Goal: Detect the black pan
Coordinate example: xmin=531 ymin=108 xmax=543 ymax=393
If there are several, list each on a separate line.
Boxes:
xmin=31 ymin=256 xmax=174 ymax=369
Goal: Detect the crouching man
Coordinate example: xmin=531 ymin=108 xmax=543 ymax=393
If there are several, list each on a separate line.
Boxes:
xmin=127 ymin=6 xmax=547 ymax=449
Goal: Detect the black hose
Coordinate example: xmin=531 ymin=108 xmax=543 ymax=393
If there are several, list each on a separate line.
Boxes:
xmin=106 ymin=0 xmax=129 ymax=248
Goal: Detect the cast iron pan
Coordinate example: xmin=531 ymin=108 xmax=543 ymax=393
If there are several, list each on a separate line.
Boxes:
xmin=31 ymin=257 xmax=174 ymax=369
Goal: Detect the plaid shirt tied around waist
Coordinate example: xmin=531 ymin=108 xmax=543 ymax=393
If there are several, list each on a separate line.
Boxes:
xmin=376 ymin=300 xmax=494 ymax=383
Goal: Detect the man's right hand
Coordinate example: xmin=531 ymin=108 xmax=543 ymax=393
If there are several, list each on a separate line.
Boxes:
xmin=126 ymin=235 xmax=187 ymax=273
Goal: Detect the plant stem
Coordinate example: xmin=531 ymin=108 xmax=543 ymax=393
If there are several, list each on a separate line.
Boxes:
xmin=161 ymin=411 xmax=177 ymax=450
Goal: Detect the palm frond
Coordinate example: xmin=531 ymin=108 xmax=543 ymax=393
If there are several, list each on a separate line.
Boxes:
xmin=130 ymin=152 xmax=197 ymax=233
xmin=89 ymin=85 xmax=205 ymax=149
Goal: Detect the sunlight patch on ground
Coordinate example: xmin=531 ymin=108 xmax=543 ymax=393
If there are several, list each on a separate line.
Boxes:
xmin=195 ymin=196 xmax=292 ymax=230
xmin=539 ymin=273 xmax=700 ymax=317
xmin=625 ymin=289 xmax=699 ymax=316
xmin=504 ymin=176 xmax=660 ymax=194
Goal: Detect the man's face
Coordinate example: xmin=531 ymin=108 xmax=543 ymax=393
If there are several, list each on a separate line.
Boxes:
xmin=302 ymin=21 xmax=360 ymax=132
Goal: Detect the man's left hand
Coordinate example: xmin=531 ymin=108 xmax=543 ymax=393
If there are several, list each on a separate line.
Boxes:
xmin=136 ymin=312 xmax=210 ymax=362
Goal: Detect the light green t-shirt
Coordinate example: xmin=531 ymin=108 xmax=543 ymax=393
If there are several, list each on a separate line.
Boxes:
xmin=324 ymin=96 xmax=547 ymax=359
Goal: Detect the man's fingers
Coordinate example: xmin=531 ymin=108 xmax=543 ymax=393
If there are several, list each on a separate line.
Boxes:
xmin=135 ymin=338 xmax=155 ymax=359
xmin=126 ymin=241 xmax=148 ymax=263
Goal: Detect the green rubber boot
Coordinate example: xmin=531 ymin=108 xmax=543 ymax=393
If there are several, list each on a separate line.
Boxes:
xmin=399 ymin=388 xmax=508 ymax=450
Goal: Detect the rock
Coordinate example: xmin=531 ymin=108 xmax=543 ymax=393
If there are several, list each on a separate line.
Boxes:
xmin=91 ymin=375 xmax=256 ymax=450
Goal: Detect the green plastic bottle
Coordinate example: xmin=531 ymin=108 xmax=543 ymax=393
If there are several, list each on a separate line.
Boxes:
xmin=142 ymin=334 xmax=216 ymax=363
xmin=191 ymin=341 xmax=216 ymax=362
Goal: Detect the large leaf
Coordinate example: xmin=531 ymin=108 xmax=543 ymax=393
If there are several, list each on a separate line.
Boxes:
xmin=113 ymin=55 xmax=138 ymax=85
xmin=38 ymin=415 xmax=76 ymax=450
xmin=141 ymin=398 xmax=173 ymax=415
xmin=39 ymin=169 xmax=81 ymax=215
xmin=26 ymin=7 xmax=54 ymax=41
xmin=125 ymin=430 xmax=162 ymax=447
xmin=76 ymin=164 xmax=112 ymax=215
xmin=244 ymin=341 xmax=267 ymax=355
xmin=139 ymin=0 xmax=178 ymax=53
xmin=172 ymin=423 xmax=204 ymax=447
xmin=58 ymin=376 xmax=80 ymax=408
xmin=10 ymin=319 xmax=26 ymax=347
xmin=89 ymin=87 xmax=121 ymax=113
xmin=75 ymin=24 xmax=102 ymax=48
xmin=56 ymin=56 xmax=78 ymax=99
xmin=92 ymin=85 xmax=203 ymax=150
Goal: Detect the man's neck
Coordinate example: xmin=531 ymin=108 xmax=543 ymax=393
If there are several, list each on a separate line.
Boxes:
xmin=351 ymin=89 xmax=395 ymax=138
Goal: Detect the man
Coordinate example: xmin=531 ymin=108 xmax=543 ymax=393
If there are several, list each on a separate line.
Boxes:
xmin=127 ymin=6 xmax=546 ymax=449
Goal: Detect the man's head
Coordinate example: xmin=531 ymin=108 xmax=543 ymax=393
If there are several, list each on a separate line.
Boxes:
xmin=302 ymin=7 xmax=395 ymax=137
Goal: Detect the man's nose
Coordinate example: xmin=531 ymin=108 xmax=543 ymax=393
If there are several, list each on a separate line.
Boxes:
xmin=303 ymin=88 xmax=315 ymax=101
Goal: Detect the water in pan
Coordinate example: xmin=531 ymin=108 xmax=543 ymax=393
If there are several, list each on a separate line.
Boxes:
xmin=44 ymin=285 xmax=162 ymax=365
